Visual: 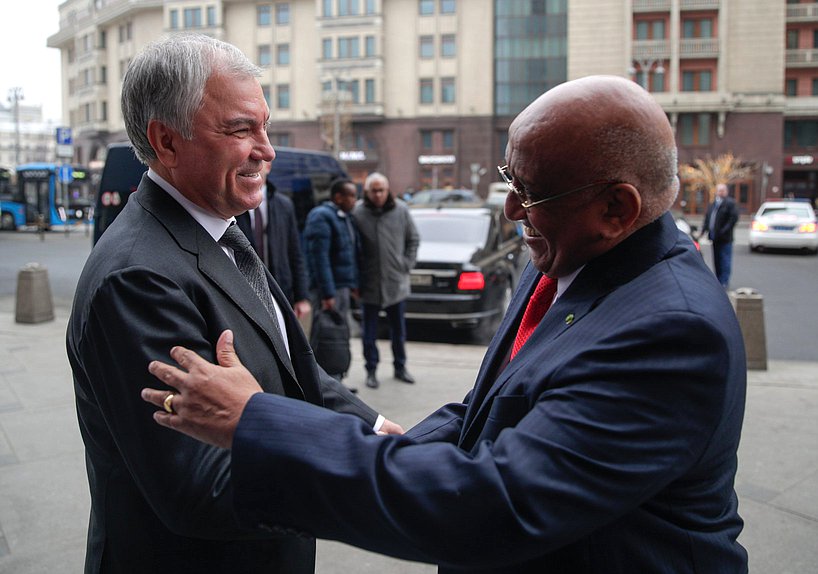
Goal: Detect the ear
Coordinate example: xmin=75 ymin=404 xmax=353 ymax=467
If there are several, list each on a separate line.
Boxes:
xmin=598 ymin=184 xmax=641 ymax=240
xmin=146 ymin=119 xmax=180 ymax=169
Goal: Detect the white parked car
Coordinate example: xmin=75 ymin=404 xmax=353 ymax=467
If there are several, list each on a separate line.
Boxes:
xmin=749 ymin=200 xmax=818 ymax=254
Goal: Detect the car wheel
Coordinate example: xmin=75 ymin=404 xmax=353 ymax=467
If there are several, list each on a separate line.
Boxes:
xmin=1 ymin=212 xmax=15 ymax=231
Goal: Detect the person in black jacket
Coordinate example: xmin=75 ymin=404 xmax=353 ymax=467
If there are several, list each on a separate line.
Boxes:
xmin=237 ymin=161 xmax=311 ymax=319
xmin=701 ymin=183 xmax=739 ymax=288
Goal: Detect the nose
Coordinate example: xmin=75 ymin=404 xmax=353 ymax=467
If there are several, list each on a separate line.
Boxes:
xmin=504 ymin=188 xmax=526 ymax=223
xmin=253 ymin=131 xmax=275 ymax=163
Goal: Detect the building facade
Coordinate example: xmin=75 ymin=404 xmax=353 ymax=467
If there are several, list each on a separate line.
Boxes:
xmin=46 ymin=0 xmax=814 ymax=211
xmin=0 ymin=100 xmax=58 ymax=168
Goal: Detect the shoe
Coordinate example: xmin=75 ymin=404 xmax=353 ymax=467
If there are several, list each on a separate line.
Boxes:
xmin=365 ymin=372 xmax=380 ymax=389
xmin=394 ymin=368 xmax=415 ymax=384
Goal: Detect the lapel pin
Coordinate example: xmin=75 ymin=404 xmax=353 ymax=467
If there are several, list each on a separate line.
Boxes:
xmin=565 ymin=313 xmax=575 ymax=325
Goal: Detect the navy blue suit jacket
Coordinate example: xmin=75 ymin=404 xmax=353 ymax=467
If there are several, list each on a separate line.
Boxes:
xmin=230 ymin=212 xmax=748 ymax=573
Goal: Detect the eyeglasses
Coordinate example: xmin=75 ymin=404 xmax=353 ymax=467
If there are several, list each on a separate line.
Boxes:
xmin=497 ymin=165 xmax=622 ymax=210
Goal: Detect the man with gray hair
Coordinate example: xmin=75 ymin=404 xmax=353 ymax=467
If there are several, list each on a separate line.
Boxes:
xmin=143 ymin=76 xmax=748 ymax=572
xmin=353 ymin=172 xmax=420 ymax=388
xmin=67 ymin=34 xmax=398 ymax=574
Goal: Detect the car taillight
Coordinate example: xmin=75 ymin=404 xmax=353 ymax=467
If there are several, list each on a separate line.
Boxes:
xmin=798 ymin=222 xmax=817 ymax=233
xmin=751 ymin=221 xmax=768 ymax=232
xmin=457 ymin=271 xmax=485 ymax=290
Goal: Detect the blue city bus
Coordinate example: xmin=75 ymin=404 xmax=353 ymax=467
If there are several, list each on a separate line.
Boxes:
xmin=1 ymin=163 xmax=94 ymax=230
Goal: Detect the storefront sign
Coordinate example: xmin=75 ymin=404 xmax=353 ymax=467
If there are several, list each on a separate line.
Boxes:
xmin=418 ymin=155 xmax=456 ymax=165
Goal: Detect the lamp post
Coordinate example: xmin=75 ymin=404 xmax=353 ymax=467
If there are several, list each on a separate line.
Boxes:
xmin=628 ymin=59 xmax=665 ymax=91
xmin=7 ymin=87 xmax=24 ymax=166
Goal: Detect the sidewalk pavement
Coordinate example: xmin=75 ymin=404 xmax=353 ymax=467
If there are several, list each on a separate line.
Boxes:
xmin=0 ymin=298 xmax=816 ymax=573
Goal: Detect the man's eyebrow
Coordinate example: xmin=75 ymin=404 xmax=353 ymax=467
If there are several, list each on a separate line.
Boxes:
xmin=223 ymin=117 xmax=261 ymax=129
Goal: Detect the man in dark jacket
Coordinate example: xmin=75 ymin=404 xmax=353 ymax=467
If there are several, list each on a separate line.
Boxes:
xmin=353 ymin=172 xmax=420 ymax=389
xmin=303 ymin=178 xmax=359 ymax=385
xmin=701 ymin=183 xmax=739 ymax=288
xmin=237 ymin=161 xmax=311 ymax=319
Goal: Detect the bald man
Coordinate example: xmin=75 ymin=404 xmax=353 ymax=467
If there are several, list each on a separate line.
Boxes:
xmin=144 ymin=76 xmax=748 ymax=573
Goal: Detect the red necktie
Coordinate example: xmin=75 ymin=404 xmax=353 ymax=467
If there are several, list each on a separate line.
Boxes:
xmin=253 ymin=205 xmax=266 ymax=266
xmin=511 ymin=274 xmax=557 ymax=359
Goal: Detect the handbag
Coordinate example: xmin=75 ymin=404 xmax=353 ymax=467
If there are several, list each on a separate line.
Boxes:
xmin=309 ymin=308 xmax=351 ymax=376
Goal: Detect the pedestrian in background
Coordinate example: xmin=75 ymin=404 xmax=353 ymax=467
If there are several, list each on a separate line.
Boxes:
xmin=237 ymin=160 xmax=312 ymax=319
xmin=702 ymin=182 xmax=739 ymax=288
xmin=303 ymin=177 xmax=360 ymax=391
xmin=353 ymin=172 xmax=420 ymax=389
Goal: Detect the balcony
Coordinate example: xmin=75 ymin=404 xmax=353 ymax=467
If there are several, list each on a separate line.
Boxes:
xmin=633 ymin=39 xmax=670 ymax=59
xmin=787 ymin=2 xmax=818 ymax=22
xmin=787 ymin=48 xmax=818 ymax=67
xmin=632 ymin=0 xmax=670 ymax=12
xmin=679 ymin=0 xmax=720 ymax=9
xmin=680 ymin=38 xmax=719 ymax=58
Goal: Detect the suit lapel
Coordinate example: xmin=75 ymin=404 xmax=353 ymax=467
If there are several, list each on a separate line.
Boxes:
xmin=135 ymin=177 xmax=297 ymax=382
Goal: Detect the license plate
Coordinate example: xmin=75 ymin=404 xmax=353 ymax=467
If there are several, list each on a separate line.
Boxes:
xmin=411 ymin=274 xmax=433 ymax=286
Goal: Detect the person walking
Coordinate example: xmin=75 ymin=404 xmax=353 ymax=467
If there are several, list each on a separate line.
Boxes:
xmin=702 ymin=182 xmax=739 ymax=288
xmin=236 ymin=160 xmax=311 ymax=319
xmin=303 ymin=178 xmax=360 ymax=389
xmin=353 ymin=172 xmax=420 ymax=389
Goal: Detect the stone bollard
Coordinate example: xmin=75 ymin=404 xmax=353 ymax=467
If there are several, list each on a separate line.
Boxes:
xmin=729 ymin=287 xmax=767 ymax=371
xmin=15 ymin=263 xmax=55 ymax=324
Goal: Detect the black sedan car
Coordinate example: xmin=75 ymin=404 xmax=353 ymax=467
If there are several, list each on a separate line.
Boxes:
xmin=406 ymin=204 xmax=526 ymax=341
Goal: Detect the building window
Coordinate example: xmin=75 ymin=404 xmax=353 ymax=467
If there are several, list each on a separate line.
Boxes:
xmin=420 ymin=78 xmax=434 ymax=104
xmin=365 ymin=35 xmax=376 ymax=57
xmin=366 ymin=0 xmax=376 ymax=14
xmin=679 ymin=113 xmax=711 ymax=146
xmin=258 ymin=5 xmax=272 ymax=26
xmin=682 ymin=70 xmax=712 ymax=91
xmin=277 ymin=84 xmax=290 ymax=109
xmin=99 ymin=65 xmax=107 ymax=85
xmin=338 ymin=37 xmax=360 ymax=58
xmin=441 ymin=77 xmax=455 ymax=103
xmin=441 ymin=34 xmax=456 ymax=57
xmin=169 ymin=9 xmax=178 ymax=29
xmin=636 ymin=19 xmax=665 ymax=40
xmin=323 ymin=0 xmax=332 ymax=17
xmin=277 ymin=43 xmax=290 ymax=66
xmin=682 ymin=18 xmax=713 ymax=38
xmin=442 ymin=129 xmax=454 ymax=150
xmin=338 ymin=0 xmax=359 ymax=16
xmin=787 ymin=78 xmax=798 ymax=96
xmin=813 ymin=78 xmax=818 ymax=96
xmin=787 ymin=29 xmax=798 ymax=50
xmin=419 ymin=0 xmax=434 ymax=15
xmin=258 ymin=45 xmax=272 ymax=67
xmin=276 ymin=3 xmax=290 ymax=25
xmin=207 ymin=6 xmax=217 ymax=26
xmin=784 ymin=120 xmax=818 ymax=148
xmin=421 ymin=130 xmax=433 ymax=149
xmin=271 ymin=132 xmax=291 ymax=146
xmin=322 ymin=38 xmax=333 ymax=59
xmin=262 ymin=85 xmax=271 ymax=108
xmin=419 ymin=35 xmax=434 ymax=59
xmin=348 ymin=79 xmax=360 ymax=103
xmin=100 ymin=101 xmax=107 ymax=122
xmin=440 ymin=0 xmax=455 ymax=14
xmin=184 ymin=8 xmax=202 ymax=28
xmin=365 ymin=78 xmax=375 ymax=103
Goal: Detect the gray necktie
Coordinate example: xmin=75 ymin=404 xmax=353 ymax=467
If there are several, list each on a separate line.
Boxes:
xmin=219 ymin=223 xmax=279 ymax=322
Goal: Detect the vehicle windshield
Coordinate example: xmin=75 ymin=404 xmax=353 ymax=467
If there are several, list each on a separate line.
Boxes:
xmin=760 ymin=205 xmax=813 ymax=218
xmin=413 ymin=215 xmax=489 ymax=244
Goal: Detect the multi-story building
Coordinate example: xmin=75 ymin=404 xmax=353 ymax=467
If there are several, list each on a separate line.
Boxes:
xmin=46 ymin=1 xmax=814 ymax=212
xmin=0 ymin=100 xmax=58 ymax=168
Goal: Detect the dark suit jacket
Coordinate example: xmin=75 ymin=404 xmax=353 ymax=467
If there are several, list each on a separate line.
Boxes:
xmin=236 ymin=184 xmax=310 ymax=305
xmin=703 ymin=195 xmax=739 ymax=243
xmin=228 ymin=212 xmax=748 ymax=573
xmin=66 ymin=174 xmax=376 ymax=574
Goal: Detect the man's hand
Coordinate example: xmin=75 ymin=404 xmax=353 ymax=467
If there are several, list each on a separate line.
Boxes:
xmin=320 ymin=297 xmax=336 ymax=311
xmin=293 ymin=299 xmax=311 ymax=319
xmin=142 ymin=330 xmax=262 ymax=449
xmin=378 ymin=418 xmax=405 ymax=436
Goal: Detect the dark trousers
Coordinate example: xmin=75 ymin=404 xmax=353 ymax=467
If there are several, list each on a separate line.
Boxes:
xmin=361 ymin=301 xmax=406 ymax=373
xmin=711 ymin=241 xmax=733 ymax=288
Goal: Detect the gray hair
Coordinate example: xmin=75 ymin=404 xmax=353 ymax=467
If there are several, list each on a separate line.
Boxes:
xmin=121 ymin=34 xmax=261 ymax=164
xmin=364 ymin=172 xmax=389 ymax=191
xmin=594 ymin=125 xmax=679 ymax=226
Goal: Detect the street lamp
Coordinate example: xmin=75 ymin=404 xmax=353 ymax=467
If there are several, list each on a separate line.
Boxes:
xmin=7 ymin=87 xmax=24 ymax=166
xmin=628 ymin=59 xmax=665 ymax=91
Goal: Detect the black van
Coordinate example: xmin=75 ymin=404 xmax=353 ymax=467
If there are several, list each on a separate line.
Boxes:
xmin=92 ymin=143 xmax=348 ymax=244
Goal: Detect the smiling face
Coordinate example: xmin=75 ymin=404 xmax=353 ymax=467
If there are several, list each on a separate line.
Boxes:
xmin=165 ymin=70 xmax=275 ymax=219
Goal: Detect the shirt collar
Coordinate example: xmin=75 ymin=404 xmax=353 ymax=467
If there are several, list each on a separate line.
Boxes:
xmin=555 ymin=265 xmax=583 ymax=301
xmin=147 ymin=168 xmax=233 ymax=241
